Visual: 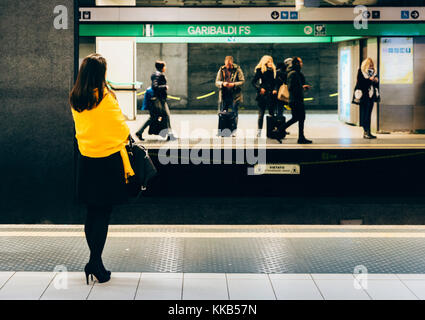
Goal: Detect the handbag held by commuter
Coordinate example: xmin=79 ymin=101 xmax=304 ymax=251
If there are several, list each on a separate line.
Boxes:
xmin=267 ymin=115 xmax=286 ymax=140
xmin=218 ymin=111 xmax=237 ymax=137
xmin=125 ymin=136 xmax=157 ymax=197
xmin=277 ymin=84 xmax=290 ymax=103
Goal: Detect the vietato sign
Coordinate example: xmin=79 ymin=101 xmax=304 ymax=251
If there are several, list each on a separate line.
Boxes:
xmin=187 ymin=25 xmax=251 ymax=36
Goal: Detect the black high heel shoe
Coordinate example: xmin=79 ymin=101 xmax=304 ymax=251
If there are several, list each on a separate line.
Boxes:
xmin=84 ymin=263 xmax=111 ymax=285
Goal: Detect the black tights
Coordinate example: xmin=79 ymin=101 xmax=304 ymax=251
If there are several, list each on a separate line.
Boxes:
xmin=283 ymin=103 xmax=306 ymax=139
xmin=85 ymin=205 xmax=112 ymax=268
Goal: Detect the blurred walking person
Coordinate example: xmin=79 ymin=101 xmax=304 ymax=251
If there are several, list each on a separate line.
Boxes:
xmin=136 ymin=60 xmax=176 ymax=141
xmin=282 ymin=57 xmax=312 ymax=144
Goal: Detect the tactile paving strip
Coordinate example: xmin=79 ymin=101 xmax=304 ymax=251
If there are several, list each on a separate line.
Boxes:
xmin=1 ymin=226 xmax=425 ymax=273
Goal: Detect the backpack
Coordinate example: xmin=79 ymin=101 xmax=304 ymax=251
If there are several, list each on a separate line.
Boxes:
xmin=142 ymin=87 xmax=154 ymax=111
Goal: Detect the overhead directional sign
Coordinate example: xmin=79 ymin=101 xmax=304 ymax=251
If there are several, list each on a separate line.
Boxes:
xmin=79 ymin=7 xmax=425 ymax=22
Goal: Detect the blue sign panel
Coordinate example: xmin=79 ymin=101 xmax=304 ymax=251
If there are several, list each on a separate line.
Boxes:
xmin=281 ymin=11 xmax=289 ymax=19
xmin=290 ymin=12 xmax=299 ymax=20
xmin=401 ymin=10 xmax=410 ymax=19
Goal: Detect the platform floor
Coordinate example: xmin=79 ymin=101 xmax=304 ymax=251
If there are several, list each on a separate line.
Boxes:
xmin=1 ymin=225 xmax=425 ymax=300
xmin=127 ymin=113 xmax=425 ymax=149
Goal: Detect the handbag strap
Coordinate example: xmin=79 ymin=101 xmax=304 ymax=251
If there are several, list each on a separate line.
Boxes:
xmin=128 ymin=135 xmax=135 ymax=148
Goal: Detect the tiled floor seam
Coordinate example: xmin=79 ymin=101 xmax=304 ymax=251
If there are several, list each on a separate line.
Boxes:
xmin=266 ymin=274 xmax=278 ymax=300
xmin=224 ymin=273 xmax=230 ymax=300
xmin=395 ymin=275 xmax=421 ymax=300
xmin=180 ymin=273 xmax=184 ymax=300
xmin=38 ymin=272 xmax=58 ymax=300
xmin=133 ymin=273 xmax=143 ymax=300
xmin=352 ymin=275 xmax=373 ymax=300
xmin=85 ymin=278 xmax=96 ymax=300
xmin=0 ymin=272 xmax=15 ymax=292
xmin=310 ymin=275 xmax=326 ymax=300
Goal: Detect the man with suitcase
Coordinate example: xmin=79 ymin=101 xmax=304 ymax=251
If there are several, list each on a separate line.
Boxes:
xmin=215 ymin=56 xmax=245 ymax=137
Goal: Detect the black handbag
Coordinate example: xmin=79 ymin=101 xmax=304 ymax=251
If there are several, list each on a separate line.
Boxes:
xmin=125 ymin=136 xmax=157 ymax=197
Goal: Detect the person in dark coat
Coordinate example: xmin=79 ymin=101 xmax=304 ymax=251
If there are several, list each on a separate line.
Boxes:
xmin=215 ymin=56 xmax=245 ymax=134
xmin=275 ymin=58 xmax=292 ymax=118
xmin=252 ymin=55 xmax=278 ymax=137
xmin=282 ymin=57 xmax=312 ymax=144
xmin=352 ymin=57 xmax=380 ymax=139
xmin=136 ymin=60 xmax=177 ymax=141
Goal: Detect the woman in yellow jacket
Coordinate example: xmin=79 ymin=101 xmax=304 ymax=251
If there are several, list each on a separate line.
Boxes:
xmin=70 ymin=53 xmax=134 ymax=284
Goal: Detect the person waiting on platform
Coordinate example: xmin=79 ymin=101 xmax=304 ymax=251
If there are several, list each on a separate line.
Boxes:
xmin=352 ymin=57 xmax=380 ymax=139
xmin=136 ymin=60 xmax=177 ymax=141
xmin=215 ymin=55 xmax=245 ymax=134
xmin=252 ymin=55 xmax=278 ymax=137
xmin=70 ymin=53 xmax=136 ymax=284
xmin=281 ymin=57 xmax=313 ymax=144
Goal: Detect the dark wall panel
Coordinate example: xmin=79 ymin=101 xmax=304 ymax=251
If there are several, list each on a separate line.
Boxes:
xmin=0 ymin=1 xmax=76 ymax=222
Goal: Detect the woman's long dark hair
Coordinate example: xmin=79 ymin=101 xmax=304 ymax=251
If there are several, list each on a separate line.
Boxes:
xmin=70 ymin=53 xmax=115 ymax=112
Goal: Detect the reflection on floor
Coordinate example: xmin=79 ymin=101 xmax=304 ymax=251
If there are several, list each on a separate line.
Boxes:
xmin=127 ymin=113 xmax=425 ymax=149
xmin=1 ymin=224 xmax=425 ymax=300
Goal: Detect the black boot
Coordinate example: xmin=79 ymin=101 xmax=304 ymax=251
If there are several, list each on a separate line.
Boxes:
xmin=84 ymin=262 xmax=111 ymax=285
xmin=363 ymin=131 xmax=376 ymax=139
xmin=297 ymin=120 xmax=312 ymax=144
xmin=167 ymin=133 xmax=177 ymax=141
xmin=298 ymin=137 xmax=313 ymax=144
xmin=135 ymin=131 xmax=145 ymax=141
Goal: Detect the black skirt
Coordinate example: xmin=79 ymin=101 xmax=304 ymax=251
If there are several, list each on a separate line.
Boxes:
xmin=77 ymin=151 xmax=128 ymax=206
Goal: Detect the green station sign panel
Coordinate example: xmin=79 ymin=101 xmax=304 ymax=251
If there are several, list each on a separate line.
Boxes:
xmin=80 ymin=23 xmax=425 ymax=38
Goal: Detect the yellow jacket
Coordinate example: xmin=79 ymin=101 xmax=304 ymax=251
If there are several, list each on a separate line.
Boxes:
xmin=71 ymin=89 xmax=135 ymax=182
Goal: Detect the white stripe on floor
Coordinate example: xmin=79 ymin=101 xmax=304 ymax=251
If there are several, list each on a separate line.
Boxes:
xmin=0 ymin=272 xmax=423 ymax=300
xmin=1 ymin=231 xmax=425 ymax=238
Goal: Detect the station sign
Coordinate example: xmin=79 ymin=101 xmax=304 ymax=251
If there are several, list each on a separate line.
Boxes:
xmin=79 ymin=23 xmax=425 ymax=38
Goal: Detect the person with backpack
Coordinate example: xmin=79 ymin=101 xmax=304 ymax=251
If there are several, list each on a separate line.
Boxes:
xmin=135 ymin=87 xmax=154 ymax=141
xmin=136 ymin=60 xmax=177 ymax=141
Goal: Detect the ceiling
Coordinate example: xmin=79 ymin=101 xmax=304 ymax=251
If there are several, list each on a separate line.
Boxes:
xmin=79 ymin=0 xmax=425 ymax=6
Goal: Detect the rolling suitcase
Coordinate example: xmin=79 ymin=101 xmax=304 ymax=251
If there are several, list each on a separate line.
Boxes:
xmin=148 ymin=99 xmax=168 ymax=137
xmin=267 ymin=115 xmax=286 ymax=141
xmin=218 ymin=111 xmax=237 ymax=137
xmin=148 ymin=115 xmax=168 ymax=137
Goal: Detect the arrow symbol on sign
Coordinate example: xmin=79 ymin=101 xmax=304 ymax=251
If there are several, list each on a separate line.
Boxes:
xmin=271 ymin=11 xmax=279 ymax=20
xmin=411 ymin=10 xmax=419 ymax=19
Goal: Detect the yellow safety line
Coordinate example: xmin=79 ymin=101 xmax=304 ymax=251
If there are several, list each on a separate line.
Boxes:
xmin=136 ymin=91 xmax=181 ymax=100
xmin=167 ymin=95 xmax=181 ymax=100
xmin=304 ymin=98 xmax=314 ymax=101
xmin=196 ymin=91 xmax=216 ymax=100
xmin=329 ymin=93 xmax=339 ymax=97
